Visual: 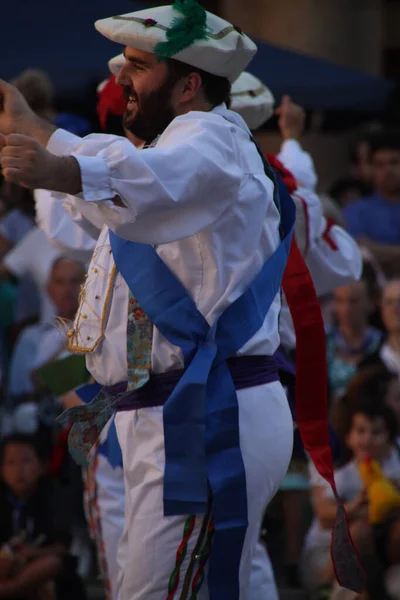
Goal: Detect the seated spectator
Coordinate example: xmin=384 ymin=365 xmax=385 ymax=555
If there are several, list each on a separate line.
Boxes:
xmin=326 ymin=277 xmax=383 ymax=402
xmin=344 ymin=132 xmax=400 ymax=277
xmin=361 ymin=279 xmax=400 ymax=376
xmin=0 ymin=182 xmax=39 ymax=333
xmin=332 ymin=367 xmax=400 ymax=453
xmin=301 ymin=390 xmax=400 ymax=599
xmin=360 ymin=247 xmax=386 ymax=331
xmin=0 ymin=434 xmax=85 ymax=600
xmin=12 ymin=69 xmax=91 ymax=137
xmin=2 ymin=257 xmax=85 ymax=440
xmin=0 ymin=228 xmax=61 ymax=327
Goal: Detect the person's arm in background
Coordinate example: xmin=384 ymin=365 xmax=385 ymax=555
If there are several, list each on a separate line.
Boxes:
xmin=276 ymin=95 xmax=317 ymax=192
xmin=312 ymin=486 xmax=369 ymax=529
xmin=0 ymin=554 xmax=62 ymax=598
xmin=274 ymin=96 xmax=362 ymax=289
xmin=1 ymin=115 xmax=243 ymax=246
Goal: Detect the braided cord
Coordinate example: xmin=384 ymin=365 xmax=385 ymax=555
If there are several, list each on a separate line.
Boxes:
xmin=166 ymin=515 xmax=196 ymax=600
xmin=189 ymin=519 xmax=215 ymax=599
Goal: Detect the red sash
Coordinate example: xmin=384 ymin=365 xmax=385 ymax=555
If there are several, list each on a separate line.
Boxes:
xmin=269 ymin=153 xmax=365 ymax=592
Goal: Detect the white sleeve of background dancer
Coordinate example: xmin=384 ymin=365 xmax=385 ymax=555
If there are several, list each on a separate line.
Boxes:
xmin=294 ymin=186 xmax=362 ymax=295
xmin=306 ymin=216 xmax=362 ymax=296
xmin=277 ymin=139 xmax=317 ymax=192
xmin=48 ymin=117 xmax=242 ymax=245
xmin=34 ymin=189 xmax=97 ymax=263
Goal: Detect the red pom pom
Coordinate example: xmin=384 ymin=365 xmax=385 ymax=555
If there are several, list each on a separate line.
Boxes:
xmin=96 ymin=75 xmax=127 ymax=131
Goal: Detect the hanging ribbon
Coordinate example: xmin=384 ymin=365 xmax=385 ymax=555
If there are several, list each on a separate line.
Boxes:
xmin=283 ymin=235 xmax=364 ymax=591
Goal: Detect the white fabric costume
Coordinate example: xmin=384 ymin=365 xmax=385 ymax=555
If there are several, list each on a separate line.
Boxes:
xmin=41 ymin=101 xmax=294 ymax=600
xmin=32 ymin=4 xmax=360 ymax=596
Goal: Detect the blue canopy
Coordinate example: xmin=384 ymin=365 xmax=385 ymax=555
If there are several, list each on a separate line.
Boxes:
xmin=1 ymin=0 xmax=394 ymax=111
xmin=1 ymin=0 xmax=147 ymax=93
xmin=249 ymin=39 xmax=395 ymax=112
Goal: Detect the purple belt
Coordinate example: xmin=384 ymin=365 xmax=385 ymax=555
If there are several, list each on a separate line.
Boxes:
xmin=108 ymin=355 xmax=279 ymax=412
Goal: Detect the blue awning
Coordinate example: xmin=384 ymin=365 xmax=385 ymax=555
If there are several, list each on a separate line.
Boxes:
xmin=249 ymin=40 xmax=395 ymax=112
xmin=1 ymin=0 xmax=148 ymax=93
xmin=1 ymin=1 xmax=394 ymax=111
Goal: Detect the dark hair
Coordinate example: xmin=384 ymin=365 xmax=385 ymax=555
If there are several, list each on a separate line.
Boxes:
xmin=332 ymin=367 xmax=398 ymax=449
xmin=167 ymin=58 xmax=232 ymax=107
xmin=0 ymin=433 xmax=46 ymax=465
xmin=329 ymin=178 xmax=371 ymax=204
xmin=104 ymin=113 xmax=125 ymax=137
xmin=369 ymin=131 xmax=400 ymax=158
xmin=348 ymin=134 xmax=374 ymax=166
xmin=50 ymin=255 xmax=86 ymax=276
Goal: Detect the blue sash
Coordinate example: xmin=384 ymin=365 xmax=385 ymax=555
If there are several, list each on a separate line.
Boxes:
xmin=109 ymin=167 xmax=295 ymax=599
xmin=75 ymin=383 xmax=123 ymax=469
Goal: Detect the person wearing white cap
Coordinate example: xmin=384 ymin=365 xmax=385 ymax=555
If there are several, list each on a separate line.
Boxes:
xmin=0 ymin=2 xmax=364 ymax=599
xmin=229 ymin=72 xmax=362 ymax=598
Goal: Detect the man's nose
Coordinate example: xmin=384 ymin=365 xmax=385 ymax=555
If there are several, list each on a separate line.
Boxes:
xmin=116 ymin=67 xmax=130 ymax=87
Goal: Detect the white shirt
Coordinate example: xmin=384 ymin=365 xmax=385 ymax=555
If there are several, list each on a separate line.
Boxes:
xmin=35 ymin=189 xmax=97 ymax=264
xmin=304 ymin=452 xmax=400 ymax=551
xmin=3 ymin=227 xmax=61 ymax=323
xmin=47 ymin=105 xmax=282 ymax=386
xmin=39 ymin=130 xmax=361 ymax=357
xmin=277 ymin=139 xmax=317 ymax=193
xmin=276 ymin=141 xmax=362 ymax=349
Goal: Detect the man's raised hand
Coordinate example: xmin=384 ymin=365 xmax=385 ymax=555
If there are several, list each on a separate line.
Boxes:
xmin=275 ymin=95 xmax=306 ymax=141
xmin=0 ymin=79 xmax=35 ymax=136
xmin=0 ymin=134 xmax=81 ymax=195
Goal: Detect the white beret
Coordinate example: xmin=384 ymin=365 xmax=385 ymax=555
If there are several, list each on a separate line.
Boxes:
xmin=108 ymin=53 xmax=125 ymax=77
xmin=230 ymin=71 xmax=275 ymax=130
xmin=95 ymin=2 xmax=257 ymax=83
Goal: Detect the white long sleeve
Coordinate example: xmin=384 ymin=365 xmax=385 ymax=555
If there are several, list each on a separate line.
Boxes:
xmin=277 ymin=144 xmax=361 ymax=350
xmin=278 ymin=139 xmax=317 ymax=192
xmin=48 ymin=111 xmax=243 ymax=245
xmin=35 ymin=189 xmax=97 ymax=264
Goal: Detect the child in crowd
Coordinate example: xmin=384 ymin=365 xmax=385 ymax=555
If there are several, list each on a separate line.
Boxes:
xmin=0 ymin=434 xmax=85 ymax=600
xmin=301 ymin=382 xmax=400 ymax=600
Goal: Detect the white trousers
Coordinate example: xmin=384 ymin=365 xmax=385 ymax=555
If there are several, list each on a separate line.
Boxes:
xmin=248 ymin=541 xmax=279 ymax=600
xmin=96 ymin=455 xmax=126 ymax=600
xmin=115 ymin=380 xmax=293 ymax=600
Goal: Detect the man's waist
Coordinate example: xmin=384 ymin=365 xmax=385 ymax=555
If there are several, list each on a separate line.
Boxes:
xmin=109 ymin=355 xmax=280 ymax=413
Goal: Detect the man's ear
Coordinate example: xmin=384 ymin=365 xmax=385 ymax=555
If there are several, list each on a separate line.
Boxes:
xmin=180 ymin=71 xmax=203 ymax=104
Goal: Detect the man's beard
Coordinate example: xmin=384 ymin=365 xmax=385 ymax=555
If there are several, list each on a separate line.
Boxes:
xmin=122 ymin=75 xmax=178 ymax=145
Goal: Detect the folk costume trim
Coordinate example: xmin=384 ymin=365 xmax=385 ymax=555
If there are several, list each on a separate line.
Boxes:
xmin=67 ymin=259 xmax=117 ymax=354
xmin=166 ymin=515 xmax=197 ymax=600
xmin=112 ymin=5 xmax=239 ymax=45
xmin=111 ymin=16 xmax=237 ymax=41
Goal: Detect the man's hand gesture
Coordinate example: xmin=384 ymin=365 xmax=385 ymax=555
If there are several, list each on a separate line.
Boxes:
xmin=275 ymin=95 xmax=306 ymax=141
xmin=0 ymin=79 xmax=35 ymax=136
xmin=0 ymin=134 xmax=81 ymax=194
